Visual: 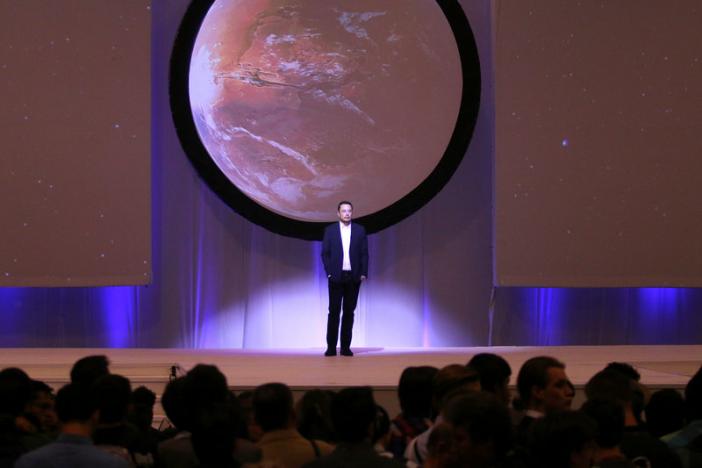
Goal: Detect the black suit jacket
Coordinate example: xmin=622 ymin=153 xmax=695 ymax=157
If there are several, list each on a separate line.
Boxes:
xmin=321 ymin=222 xmax=368 ymax=282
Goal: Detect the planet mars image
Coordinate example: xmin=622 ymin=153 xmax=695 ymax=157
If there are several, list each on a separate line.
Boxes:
xmin=189 ymin=0 xmax=462 ymax=222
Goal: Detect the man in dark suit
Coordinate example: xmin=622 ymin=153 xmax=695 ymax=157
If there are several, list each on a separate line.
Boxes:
xmin=321 ymin=201 xmax=368 ymax=357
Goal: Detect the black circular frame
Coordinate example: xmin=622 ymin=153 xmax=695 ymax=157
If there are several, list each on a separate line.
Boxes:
xmin=170 ymin=0 xmax=481 ymax=241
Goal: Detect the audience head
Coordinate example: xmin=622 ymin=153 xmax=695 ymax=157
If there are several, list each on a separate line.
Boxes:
xmin=585 ymin=370 xmax=633 ymax=407
xmin=604 ymin=362 xmax=646 ymax=423
xmin=70 ymin=355 xmax=110 ymax=388
xmin=296 ymin=389 xmax=335 ymax=442
xmin=237 ymin=390 xmax=262 ymax=442
xmin=184 ymin=364 xmax=230 ymax=405
xmin=516 ymin=356 xmax=573 ymax=414
xmin=161 ymin=377 xmax=188 ymax=431
xmin=580 ymin=397 xmax=625 ymax=449
xmin=129 ymin=385 xmax=156 ymax=430
xmin=371 ymin=404 xmax=391 ymax=446
xmin=645 ymin=389 xmax=685 ymax=438
xmin=530 ymin=411 xmax=597 ymax=468
xmin=686 ymin=364 xmax=702 ymax=422
xmin=26 ymin=380 xmax=58 ymax=432
xmin=432 ymin=364 xmax=481 ymax=416
xmin=55 ymin=382 xmax=98 ymax=425
xmin=604 ymin=362 xmax=641 ymax=382
xmin=190 ymin=400 xmax=241 ymax=468
xmin=331 ymin=386 xmax=377 ymax=443
xmin=398 ymin=366 xmax=438 ymax=419
xmin=253 ymin=382 xmax=294 ymax=432
xmin=0 ymin=367 xmax=32 ymax=417
xmin=182 ymin=364 xmax=230 ymax=430
xmin=467 ymin=353 xmax=512 ymax=406
xmin=92 ymin=374 xmax=132 ymax=424
xmin=442 ymin=391 xmax=514 ymax=468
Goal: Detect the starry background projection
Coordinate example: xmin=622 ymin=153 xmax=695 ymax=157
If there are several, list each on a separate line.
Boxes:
xmin=0 ymin=1 xmax=151 ymax=286
xmin=494 ymin=1 xmax=702 ymax=287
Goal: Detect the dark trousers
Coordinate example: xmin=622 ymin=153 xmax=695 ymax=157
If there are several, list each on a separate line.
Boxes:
xmin=326 ymin=271 xmax=361 ymax=350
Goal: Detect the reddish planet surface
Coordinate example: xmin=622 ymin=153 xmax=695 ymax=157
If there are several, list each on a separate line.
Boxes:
xmin=190 ymin=0 xmax=462 ymax=221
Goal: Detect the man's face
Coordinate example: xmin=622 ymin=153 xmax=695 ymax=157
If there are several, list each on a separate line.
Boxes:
xmin=537 ymin=367 xmax=574 ymax=413
xmin=337 ymin=204 xmax=353 ymax=224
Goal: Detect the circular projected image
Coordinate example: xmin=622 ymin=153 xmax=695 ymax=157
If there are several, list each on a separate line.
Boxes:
xmin=171 ymin=0 xmax=480 ymax=239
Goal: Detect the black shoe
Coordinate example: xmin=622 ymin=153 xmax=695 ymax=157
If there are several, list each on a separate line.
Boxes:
xmin=340 ymin=348 xmax=354 ymax=357
xmin=324 ymin=348 xmax=336 ymax=356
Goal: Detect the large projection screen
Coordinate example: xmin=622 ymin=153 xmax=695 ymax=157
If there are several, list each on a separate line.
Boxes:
xmin=494 ymin=0 xmax=702 ymax=287
xmin=0 ymin=1 xmax=151 ymax=287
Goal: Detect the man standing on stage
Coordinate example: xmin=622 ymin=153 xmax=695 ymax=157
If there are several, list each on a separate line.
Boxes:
xmin=321 ymin=201 xmax=368 ymax=357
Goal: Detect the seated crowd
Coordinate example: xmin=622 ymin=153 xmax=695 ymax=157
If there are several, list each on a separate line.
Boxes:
xmin=1 ymin=353 xmax=701 ymax=468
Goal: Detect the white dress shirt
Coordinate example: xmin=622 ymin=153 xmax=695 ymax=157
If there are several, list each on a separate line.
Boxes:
xmin=340 ymin=221 xmax=352 ymax=271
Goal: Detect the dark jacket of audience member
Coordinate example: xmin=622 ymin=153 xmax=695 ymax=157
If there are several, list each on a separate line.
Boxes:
xmin=14 ymin=382 xmax=129 ymax=468
xmin=304 ymin=387 xmax=404 ymax=468
xmin=529 ymin=411 xmax=596 ymax=468
xmin=426 ymin=391 xmax=513 ymax=468
xmin=586 ymin=369 xmax=681 ymax=468
xmin=253 ymin=383 xmax=333 ymax=468
xmin=388 ymin=365 xmax=437 ymax=459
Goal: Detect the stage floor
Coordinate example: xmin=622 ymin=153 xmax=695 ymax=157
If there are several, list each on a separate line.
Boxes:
xmin=3 ymin=345 xmax=699 ymax=418
xmin=2 ymin=345 xmax=699 ymax=388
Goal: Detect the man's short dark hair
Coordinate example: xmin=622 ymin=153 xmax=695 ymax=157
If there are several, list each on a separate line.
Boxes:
xmin=468 ymin=353 xmax=512 ymax=395
xmin=516 ymin=356 xmax=565 ymax=406
xmin=0 ymin=367 xmax=32 ymax=416
xmin=331 ymin=387 xmax=376 ymax=443
xmin=581 ymin=397 xmax=625 ymax=448
xmin=337 ymin=201 xmax=353 ymax=211
xmin=132 ymin=386 xmax=156 ymax=407
xmin=253 ymin=383 xmax=293 ymax=432
xmin=55 ymin=383 xmax=96 ymax=423
xmin=161 ymin=377 xmax=188 ymax=430
xmin=70 ymin=355 xmax=110 ymax=387
xmin=444 ymin=391 xmax=513 ymax=461
xmin=605 ymin=362 xmax=641 ymax=382
xmin=92 ymin=374 xmax=131 ymax=424
xmin=433 ymin=364 xmax=481 ymax=413
xmin=584 ymin=370 xmax=633 ymax=405
xmin=398 ymin=366 xmax=438 ymax=418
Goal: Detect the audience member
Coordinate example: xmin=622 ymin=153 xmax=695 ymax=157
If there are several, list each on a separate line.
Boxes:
xmin=129 ymin=386 xmax=163 ymax=464
xmin=387 ymin=365 xmax=437 ymax=459
xmin=586 ymin=369 xmax=680 ymax=468
xmin=25 ymin=380 xmax=59 ymax=436
xmin=514 ymin=356 xmax=574 ymax=444
xmin=253 ymin=382 xmax=333 ymax=468
xmin=190 ymin=401 xmax=241 ymax=468
xmin=372 ymin=405 xmax=393 ymax=459
xmin=91 ymin=374 xmax=142 ymax=465
xmin=581 ymin=397 xmax=636 ymax=468
xmin=296 ymin=390 xmax=336 ymax=444
xmin=183 ymin=364 xmax=261 ymax=466
xmin=529 ymin=410 xmax=597 ymax=468
xmin=442 ymin=391 xmax=513 ymax=468
xmin=646 ymin=389 xmax=685 ymax=439
xmin=236 ymin=390 xmax=263 ymax=443
xmin=664 ymin=365 xmax=702 ymax=468
xmin=468 ymin=353 xmax=512 ymax=406
xmin=0 ymin=367 xmax=35 ymax=467
xmin=404 ymin=364 xmax=481 ymax=465
xmin=14 ymin=382 xmax=129 ymax=468
xmin=605 ymin=362 xmax=647 ymax=426
xmin=158 ymin=377 xmax=198 ymax=468
xmin=70 ymin=355 xmax=110 ymax=388
xmin=304 ymin=387 xmax=404 ymax=467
